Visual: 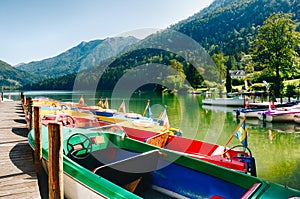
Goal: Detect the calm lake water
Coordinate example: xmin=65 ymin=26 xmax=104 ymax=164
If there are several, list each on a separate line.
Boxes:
xmin=10 ymin=90 xmax=300 ymax=190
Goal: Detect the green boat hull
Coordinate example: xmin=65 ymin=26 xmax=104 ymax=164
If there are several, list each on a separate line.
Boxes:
xmin=28 ymin=125 xmax=300 ymax=198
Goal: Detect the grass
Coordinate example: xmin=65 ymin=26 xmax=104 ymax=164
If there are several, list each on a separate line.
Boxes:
xmin=232 ymin=79 xmax=300 ymax=91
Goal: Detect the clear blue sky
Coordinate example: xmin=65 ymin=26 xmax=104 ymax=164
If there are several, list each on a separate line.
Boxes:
xmin=0 ymin=0 xmax=214 ymax=66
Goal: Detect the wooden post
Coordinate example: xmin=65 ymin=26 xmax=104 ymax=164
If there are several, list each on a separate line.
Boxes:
xmin=21 ymin=92 xmax=25 ymax=105
xmin=28 ymin=98 xmax=33 ymax=130
xmin=23 ymin=95 xmax=26 ymax=106
xmin=34 ymin=106 xmax=42 ymax=173
xmin=48 ymin=122 xmax=63 ymax=199
xmin=1 ymin=92 xmax=3 ymax=101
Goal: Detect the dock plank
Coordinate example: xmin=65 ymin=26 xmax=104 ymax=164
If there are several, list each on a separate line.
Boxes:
xmin=0 ymin=101 xmax=41 ymax=198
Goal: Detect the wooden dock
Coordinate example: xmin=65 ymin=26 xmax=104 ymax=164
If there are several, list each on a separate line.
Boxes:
xmin=0 ymin=100 xmax=41 ymax=198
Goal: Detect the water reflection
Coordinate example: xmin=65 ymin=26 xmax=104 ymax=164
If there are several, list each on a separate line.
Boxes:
xmin=19 ymin=90 xmax=300 ymax=190
xmin=245 ymin=118 xmax=300 ymax=133
xmin=247 ymin=127 xmax=300 ymax=189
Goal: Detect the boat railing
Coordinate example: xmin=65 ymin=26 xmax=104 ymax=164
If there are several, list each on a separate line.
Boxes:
xmin=240 ymin=183 xmax=262 ymax=199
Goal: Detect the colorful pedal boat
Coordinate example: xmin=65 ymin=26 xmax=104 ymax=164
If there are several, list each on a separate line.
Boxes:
xmin=28 ymin=125 xmax=300 ymax=199
xmin=121 ymin=125 xmax=256 ymax=176
xmin=41 ymin=114 xmax=255 ymax=176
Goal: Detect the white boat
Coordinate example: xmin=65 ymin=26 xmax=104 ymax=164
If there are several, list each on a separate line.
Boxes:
xmin=202 ymin=98 xmax=245 ymax=107
xmin=240 ymin=110 xmax=260 ymax=118
xmin=257 ymin=108 xmax=300 ymax=122
xmin=125 ymin=112 xmax=143 ymax=119
xmin=132 ymin=119 xmax=155 ymax=128
xmin=202 ymin=105 xmax=236 ymax=112
xmin=234 ymin=108 xmax=266 ymax=118
xmin=249 ymin=101 xmax=299 ymax=108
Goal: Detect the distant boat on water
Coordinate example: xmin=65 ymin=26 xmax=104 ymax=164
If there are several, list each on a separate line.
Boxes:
xmin=202 ymin=105 xmax=236 ymax=112
xmin=249 ymin=101 xmax=298 ymax=108
xmin=234 ymin=108 xmax=266 ymax=118
xmin=202 ymin=97 xmax=245 ymax=107
xmin=257 ymin=105 xmax=300 ymax=122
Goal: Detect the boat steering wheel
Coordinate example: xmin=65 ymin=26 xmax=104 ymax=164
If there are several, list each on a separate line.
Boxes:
xmin=222 ymin=144 xmax=252 ymax=159
xmin=66 ymin=133 xmax=92 ymax=159
xmin=58 ymin=114 xmax=76 ymax=128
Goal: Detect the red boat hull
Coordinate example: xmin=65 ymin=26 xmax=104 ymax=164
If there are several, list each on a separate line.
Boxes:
xmin=123 ymin=126 xmax=249 ymax=173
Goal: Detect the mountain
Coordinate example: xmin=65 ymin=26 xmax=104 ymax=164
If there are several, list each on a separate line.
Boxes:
xmin=0 ymin=60 xmax=39 ymax=89
xmin=96 ymin=0 xmax=300 ymax=89
xmin=172 ymin=0 xmax=299 ymax=58
xmin=23 ymin=0 xmax=300 ymax=91
xmin=172 ymin=0 xmax=236 ymax=26
xmin=16 ymin=36 xmax=139 ymax=79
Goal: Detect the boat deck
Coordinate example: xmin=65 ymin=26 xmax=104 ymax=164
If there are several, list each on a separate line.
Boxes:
xmin=0 ymin=101 xmax=41 ymax=198
xmin=118 ymin=120 xmax=164 ymax=133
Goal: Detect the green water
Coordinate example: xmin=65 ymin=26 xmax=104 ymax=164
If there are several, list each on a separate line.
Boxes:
xmin=21 ymin=90 xmax=300 ymax=190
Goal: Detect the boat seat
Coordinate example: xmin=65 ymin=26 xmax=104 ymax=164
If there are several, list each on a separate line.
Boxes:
xmin=69 ymin=147 xmax=128 ymax=171
xmin=92 ymin=150 xmax=160 ymax=192
xmin=68 ymin=151 xmax=105 ymax=171
xmin=210 ymin=196 xmax=225 ymax=199
xmin=145 ymin=132 xmax=169 ymax=148
xmin=211 ymin=146 xmax=226 ymax=156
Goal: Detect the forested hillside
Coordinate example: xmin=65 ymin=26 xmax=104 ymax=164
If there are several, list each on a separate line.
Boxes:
xmin=0 ymin=60 xmax=40 ymax=89
xmin=173 ymin=0 xmax=299 ymax=67
xmin=22 ymin=0 xmax=300 ymax=91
